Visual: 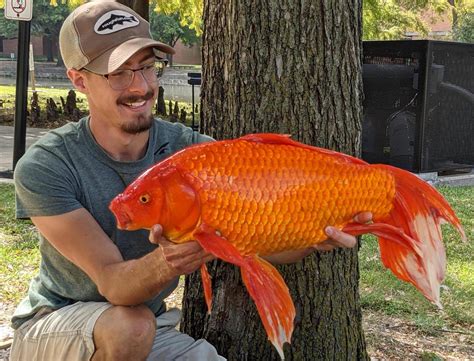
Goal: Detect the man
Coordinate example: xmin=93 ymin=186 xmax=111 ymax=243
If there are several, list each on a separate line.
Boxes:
xmin=10 ymin=2 xmax=371 ymax=360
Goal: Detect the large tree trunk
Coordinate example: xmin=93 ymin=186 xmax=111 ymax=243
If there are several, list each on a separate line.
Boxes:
xmin=181 ymin=0 xmax=367 ymax=359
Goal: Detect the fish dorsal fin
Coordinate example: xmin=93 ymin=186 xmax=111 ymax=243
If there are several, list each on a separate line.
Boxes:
xmin=239 ymin=133 xmax=367 ymax=165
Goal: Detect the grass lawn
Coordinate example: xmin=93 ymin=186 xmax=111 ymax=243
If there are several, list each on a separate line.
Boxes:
xmin=0 ymin=183 xmax=472 ymax=338
xmin=360 ymin=186 xmax=473 ymax=335
xmin=0 ymin=183 xmax=39 ymax=305
xmin=0 ymin=85 xmax=89 ymax=113
xmin=0 ymin=85 xmax=198 ymax=128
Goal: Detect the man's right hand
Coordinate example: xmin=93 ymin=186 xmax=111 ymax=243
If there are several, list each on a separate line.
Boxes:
xmin=149 ymin=225 xmax=215 ymax=276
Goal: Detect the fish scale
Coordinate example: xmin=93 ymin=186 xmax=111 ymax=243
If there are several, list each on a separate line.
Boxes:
xmin=176 ymin=140 xmax=395 ymax=255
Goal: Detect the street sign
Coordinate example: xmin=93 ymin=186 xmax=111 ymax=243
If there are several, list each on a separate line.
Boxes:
xmin=4 ymin=0 xmax=33 ymax=21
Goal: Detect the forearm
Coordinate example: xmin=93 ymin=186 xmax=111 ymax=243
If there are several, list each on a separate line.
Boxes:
xmin=97 ymin=247 xmax=177 ymax=306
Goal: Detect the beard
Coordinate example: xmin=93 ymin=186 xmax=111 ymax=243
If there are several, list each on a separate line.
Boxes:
xmin=117 ymin=89 xmax=155 ymax=135
xmin=121 ymin=114 xmax=154 ymax=134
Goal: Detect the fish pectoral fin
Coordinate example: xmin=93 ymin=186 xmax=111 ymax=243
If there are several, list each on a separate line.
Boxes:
xmin=193 ymin=223 xmax=246 ymax=266
xmin=193 ymin=224 xmax=295 ymax=358
xmin=193 ymin=224 xmax=246 ymax=317
xmin=200 ymin=264 xmax=212 ymax=314
xmin=241 ymin=255 xmax=295 ymax=359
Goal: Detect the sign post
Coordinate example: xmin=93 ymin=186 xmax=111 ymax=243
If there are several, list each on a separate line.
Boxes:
xmin=4 ymin=0 xmax=33 ymax=170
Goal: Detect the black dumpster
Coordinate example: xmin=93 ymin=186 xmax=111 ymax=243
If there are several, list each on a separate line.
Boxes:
xmin=362 ymin=40 xmax=474 ymax=173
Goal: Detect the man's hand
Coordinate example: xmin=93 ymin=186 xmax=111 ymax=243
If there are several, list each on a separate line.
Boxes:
xmin=149 ymin=225 xmax=215 ymax=276
xmin=314 ymin=211 xmax=373 ymax=252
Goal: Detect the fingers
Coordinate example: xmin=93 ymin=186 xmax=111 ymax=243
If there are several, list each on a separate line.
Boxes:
xmin=314 ymin=211 xmax=373 ymax=252
xmin=163 ymin=249 xmax=211 ymax=275
xmin=148 ymin=224 xmax=214 ymax=274
xmin=149 ymin=224 xmax=170 ymax=245
xmin=311 ymin=226 xmax=356 ymax=252
xmin=324 ymin=226 xmax=357 ymax=248
xmin=353 ymin=211 xmax=373 ymax=224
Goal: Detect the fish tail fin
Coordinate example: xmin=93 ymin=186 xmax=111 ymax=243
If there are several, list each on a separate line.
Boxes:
xmin=241 ymin=255 xmax=295 ymax=359
xmin=344 ymin=164 xmax=466 ymax=308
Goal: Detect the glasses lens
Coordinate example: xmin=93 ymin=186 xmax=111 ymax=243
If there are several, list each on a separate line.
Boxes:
xmin=107 ymin=70 xmax=133 ymax=90
xmin=105 ymin=60 xmax=166 ymax=90
xmin=142 ymin=64 xmax=158 ymax=83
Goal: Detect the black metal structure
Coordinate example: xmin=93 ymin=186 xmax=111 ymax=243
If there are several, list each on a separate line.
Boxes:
xmin=362 ymin=40 xmax=474 ymax=173
xmin=187 ymin=72 xmax=201 ymax=131
xmin=12 ymin=20 xmax=32 ymax=170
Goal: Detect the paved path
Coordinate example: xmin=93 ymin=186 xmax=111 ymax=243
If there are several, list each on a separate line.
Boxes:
xmin=0 ymin=125 xmax=49 ymax=175
xmin=1 ymin=125 xmax=473 ymax=186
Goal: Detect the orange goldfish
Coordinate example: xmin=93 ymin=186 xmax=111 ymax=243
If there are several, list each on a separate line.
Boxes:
xmin=109 ymin=133 xmax=466 ymax=358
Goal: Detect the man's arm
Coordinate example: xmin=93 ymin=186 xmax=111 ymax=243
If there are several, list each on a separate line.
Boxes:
xmin=32 ymin=208 xmax=214 ymax=306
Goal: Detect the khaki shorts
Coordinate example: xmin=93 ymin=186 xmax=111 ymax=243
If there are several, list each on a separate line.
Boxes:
xmin=10 ymin=302 xmax=225 ymax=361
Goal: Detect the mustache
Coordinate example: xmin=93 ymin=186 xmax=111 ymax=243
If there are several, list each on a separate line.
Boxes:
xmin=117 ymin=90 xmax=155 ymax=105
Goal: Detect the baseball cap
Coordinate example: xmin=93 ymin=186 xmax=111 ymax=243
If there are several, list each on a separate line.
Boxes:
xmin=59 ymin=0 xmax=175 ymax=75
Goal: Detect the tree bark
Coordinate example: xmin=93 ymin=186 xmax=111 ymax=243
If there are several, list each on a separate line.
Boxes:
xmin=181 ymin=0 xmax=367 ymax=360
xmin=447 ymin=0 xmax=458 ymax=28
xmin=43 ymin=36 xmax=54 ymax=62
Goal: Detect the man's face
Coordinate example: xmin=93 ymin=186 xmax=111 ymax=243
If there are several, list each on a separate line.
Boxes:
xmin=80 ymin=48 xmax=158 ymax=135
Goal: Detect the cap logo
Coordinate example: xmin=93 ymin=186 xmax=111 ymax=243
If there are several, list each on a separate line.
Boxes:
xmin=94 ymin=10 xmax=139 ymax=34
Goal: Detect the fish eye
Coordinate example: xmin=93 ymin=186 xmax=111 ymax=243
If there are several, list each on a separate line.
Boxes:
xmin=139 ymin=194 xmax=150 ymax=204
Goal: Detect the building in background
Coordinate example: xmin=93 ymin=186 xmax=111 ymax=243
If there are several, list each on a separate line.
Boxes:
xmin=405 ymin=10 xmax=453 ymax=39
xmin=1 ymin=37 xmax=200 ymax=65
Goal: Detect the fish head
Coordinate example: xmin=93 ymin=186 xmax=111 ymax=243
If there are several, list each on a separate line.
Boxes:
xmin=109 ymin=172 xmax=166 ymax=231
xmin=109 ymin=163 xmax=201 ymax=241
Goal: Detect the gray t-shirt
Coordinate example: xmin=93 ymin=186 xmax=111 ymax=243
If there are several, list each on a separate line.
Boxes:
xmin=12 ymin=117 xmax=212 ymax=329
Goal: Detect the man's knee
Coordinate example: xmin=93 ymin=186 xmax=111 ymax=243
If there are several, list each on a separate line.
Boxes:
xmin=93 ymin=305 xmax=156 ymax=361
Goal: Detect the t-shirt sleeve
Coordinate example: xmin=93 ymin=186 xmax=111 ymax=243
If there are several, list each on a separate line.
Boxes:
xmin=191 ymin=130 xmax=214 ymax=144
xmin=14 ymin=147 xmax=82 ymax=219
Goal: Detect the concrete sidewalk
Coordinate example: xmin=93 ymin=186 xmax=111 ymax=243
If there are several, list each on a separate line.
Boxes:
xmin=0 ymin=125 xmax=50 ymax=181
xmin=0 ymin=124 xmax=473 ymax=186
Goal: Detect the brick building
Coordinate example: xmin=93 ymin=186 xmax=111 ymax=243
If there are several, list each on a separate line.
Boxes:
xmin=1 ymin=36 xmax=201 ymax=65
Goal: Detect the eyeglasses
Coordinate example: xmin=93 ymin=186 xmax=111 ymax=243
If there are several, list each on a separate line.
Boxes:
xmin=85 ymin=59 xmax=168 ymax=90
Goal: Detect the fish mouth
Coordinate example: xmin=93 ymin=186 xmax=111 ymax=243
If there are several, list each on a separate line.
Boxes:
xmin=109 ymin=199 xmax=132 ymax=230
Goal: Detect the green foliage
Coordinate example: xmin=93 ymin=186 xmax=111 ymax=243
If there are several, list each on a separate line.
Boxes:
xmin=30 ymin=1 xmax=71 ymax=38
xmin=149 ymin=10 xmax=199 ymax=47
xmin=363 ymin=0 xmax=450 ymax=40
xmin=0 ymin=1 xmax=71 ymax=63
xmin=453 ymin=11 xmax=474 ymax=41
xmin=2 ymin=0 xmax=472 ymax=43
xmin=153 ymin=0 xmax=203 ymax=35
xmin=0 ymin=9 xmax=19 ymax=38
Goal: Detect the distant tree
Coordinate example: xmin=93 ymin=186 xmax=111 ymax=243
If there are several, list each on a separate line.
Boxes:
xmin=117 ymin=0 xmax=149 ymax=19
xmin=0 ymin=2 xmax=71 ymax=64
xmin=453 ymin=11 xmax=474 ymax=42
xmin=0 ymin=9 xmax=19 ymax=39
xmin=149 ymin=11 xmax=200 ymax=65
xmin=154 ymin=0 xmax=202 ymax=35
xmin=150 ymin=12 xmax=199 ymax=48
xmin=449 ymin=0 xmax=474 ymax=42
xmin=363 ymin=0 xmax=450 ymax=39
xmin=32 ymin=2 xmax=71 ymax=65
